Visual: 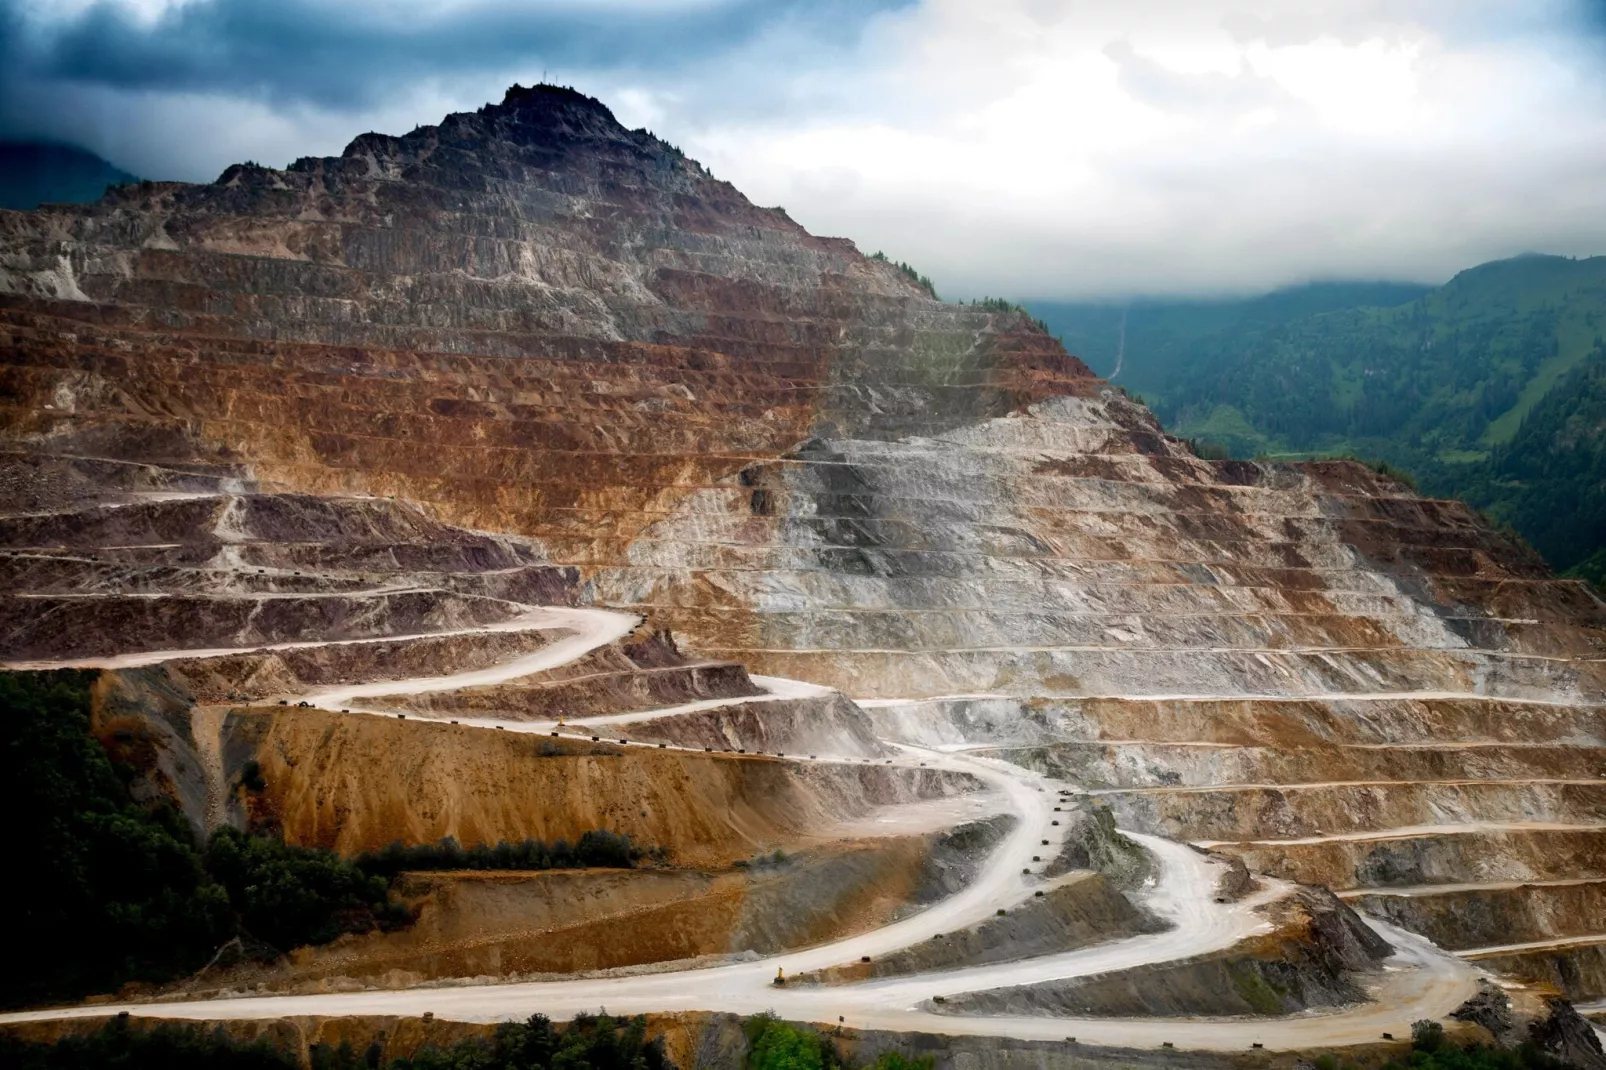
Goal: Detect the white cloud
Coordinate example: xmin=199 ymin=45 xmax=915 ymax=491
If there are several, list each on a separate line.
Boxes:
xmin=653 ymin=0 xmax=1606 ymax=297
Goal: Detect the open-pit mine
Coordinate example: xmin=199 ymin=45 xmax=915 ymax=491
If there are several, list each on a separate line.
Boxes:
xmin=2 ymin=85 xmax=1604 ymax=1069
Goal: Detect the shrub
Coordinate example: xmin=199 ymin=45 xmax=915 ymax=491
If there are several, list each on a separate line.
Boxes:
xmin=205 ymin=828 xmax=410 ymax=951
xmin=383 ymin=1012 xmax=672 ymax=1070
xmin=869 ymin=252 xmax=937 ymax=298
xmin=746 ymin=1015 xmax=830 ymax=1070
xmin=0 ymin=1014 xmax=298 ymax=1070
xmin=1187 ymin=438 xmax=1233 ymax=461
xmin=355 ymin=829 xmax=640 ymax=881
xmin=741 ymin=1017 xmax=931 ymax=1070
xmin=1411 ymin=1020 xmax=1446 ymax=1054
xmin=238 ymin=759 xmax=266 ymax=792
xmin=0 ymin=671 xmax=414 ymax=1008
xmin=1 ymin=671 xmax=233 ymax=1007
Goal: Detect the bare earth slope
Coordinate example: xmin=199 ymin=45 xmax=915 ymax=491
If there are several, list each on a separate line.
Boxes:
xmin=2 ymin=85 xmax=1605 ymax=1063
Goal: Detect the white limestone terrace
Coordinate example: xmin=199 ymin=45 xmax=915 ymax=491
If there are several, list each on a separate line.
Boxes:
xmin=585 ymin=388 xmax=1606 ymax=1012
xmin=592 ymin=392 xmax=1606 ymax=707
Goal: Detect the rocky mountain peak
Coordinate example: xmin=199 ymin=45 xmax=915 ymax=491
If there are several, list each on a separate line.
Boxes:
xmin=492 ymin=82 xmax=632 ymax=141
xmin=296 ymin=81 xmax=688 ymax=188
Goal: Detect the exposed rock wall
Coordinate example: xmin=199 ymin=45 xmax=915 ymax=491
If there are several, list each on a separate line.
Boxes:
xmin=0 ymin=85 xmax=1085 ymax=556
xmin=1350 ymin=881 xmax=1606 ymax=950
xmin=220 ymin=706 xmax=978 ymax=864
xmin=177 ymin=835 xmax=951 ymax=991
xmin=1467 ymin=942 xmax=1606 ymax=1002
xmin=618 ymin=691 xmax=891 ymax=758
xmin=795 ymin=872 xmax=1159 ymax=984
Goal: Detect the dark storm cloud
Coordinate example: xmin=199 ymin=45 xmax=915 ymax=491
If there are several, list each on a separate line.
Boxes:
xmin=0 ymin=0 xmax=906 ymax=111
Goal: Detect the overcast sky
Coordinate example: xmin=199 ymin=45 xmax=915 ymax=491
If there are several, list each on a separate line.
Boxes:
xmin=3 ymin=0 xmax=1605 ymax=299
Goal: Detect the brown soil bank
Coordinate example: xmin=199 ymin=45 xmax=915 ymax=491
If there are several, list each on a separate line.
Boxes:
xmin=1463 ymin=939 xmax=1606 ymax=1002
xmin=221 ymin=707 xmax=979 ymax=865
xmin=186 ymin=834 xmax=958 ymax=992
xmin=161 ymin=626 xmax=562 ymax=704
xmin=1216 ymin=826 xmax=1606 ymax=891
xmin=1348 ymin=880 xmax=1606 ymax=950
xmin=936 ymin=888 xmax=1389 ymax=1019
xmin=1015 ymin=694 xmax=1606 ymax=749
xmin=794 ymin=871 xmax=1159 ymax=985
xmin=619 ymin=691 xmax=890 ymax=759
xmin=0 ymin=587 xmax=522 ymax=660
xmin=1102 ymin=780 xmax=1606 ymax=843
xmin=1012 ymin=740 xmax=1606 ymax=791
xmin=366 ymin=649 xmax=761 ymax=722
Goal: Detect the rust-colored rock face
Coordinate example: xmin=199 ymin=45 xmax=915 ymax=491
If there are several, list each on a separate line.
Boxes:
xmin=4 ymin=84 xmax=1606 ymax=1015
xmin=0 ymin=84 xmax=1088 ymax=554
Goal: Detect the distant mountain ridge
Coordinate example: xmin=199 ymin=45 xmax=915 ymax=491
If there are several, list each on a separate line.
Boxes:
xmin=0 ymin=140 xmax=138 ymax=211
xmin=1029 ymin=256 xmax=1606 ymax=583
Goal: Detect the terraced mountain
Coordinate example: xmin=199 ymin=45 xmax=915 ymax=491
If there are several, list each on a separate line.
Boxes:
xmin=1 ymin=85 xmax=1604 ymax=1066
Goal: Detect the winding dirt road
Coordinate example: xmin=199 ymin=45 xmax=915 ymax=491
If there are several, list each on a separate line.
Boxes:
xmin=0 ymin=605 xmax=1487 ymax=1052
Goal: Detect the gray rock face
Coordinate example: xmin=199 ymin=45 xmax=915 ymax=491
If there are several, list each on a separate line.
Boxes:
xmin=795 ymin=871 xmax=1162 ymax=985
xmin=934 ymin=888 xmax=1389 ymax=1020
xmin=1451 ymin=981 xmax=1518 ymax=1045
xmin=1529 ymin=998 xmax=1606 ymax=1070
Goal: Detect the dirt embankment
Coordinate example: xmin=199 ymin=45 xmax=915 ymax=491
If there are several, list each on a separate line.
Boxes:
xmin=795 ymin=871 xmax=1160 ymax=985
xmin=1464 ymin=942 xmax=1606 ymax=1002
xmin=620 ymin=691 xmax=890 ymax=758
xmin=0 ymin=1010 xmax=1309 ymax=1070
xmin=173 ymin=835 xmax=958 ymax=994
xmin=1 ymin=588 xmax=522 ymax=661
xmin=1011 ymin=739 xmax=1606 ymax=792
xmin=365 ymin=640 xmax=761 ymax=722
xmin=937 ymin=887 xmax=1390 ymax=1019
xmin=160 ymin=627 xmax=561 ymax=704
xmin=222 ymin=707 xmax=979 ymax=865
xmin=1349 ymin=880 xmax=1606 ymax=951
xmin=1218 ymin=826 xmax=1606 ymax=892
xmin=89 ymin=667 xmax=212 ymax=833
xmin=1103 ymin=780 xmax=1606 ymax=843
xmin=1018 ymin=694 xmax=1606 ymax=749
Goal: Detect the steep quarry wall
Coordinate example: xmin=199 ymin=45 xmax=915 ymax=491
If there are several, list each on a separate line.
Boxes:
xmin=0 ymin=85 xmax=1085 ymax=557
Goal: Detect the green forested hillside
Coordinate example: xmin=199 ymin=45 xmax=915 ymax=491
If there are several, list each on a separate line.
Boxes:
xmin=1028 ymin=255 xmax=1606 ymax=582
xmin=1469 ymin=346 xmax=1606 ymax=583
xmin=1030 ymin=280 xmax=1432 ymax=407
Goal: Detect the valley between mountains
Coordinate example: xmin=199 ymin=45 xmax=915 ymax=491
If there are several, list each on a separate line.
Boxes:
xmin=1 ymin=85 xmax=1604 ymax=1068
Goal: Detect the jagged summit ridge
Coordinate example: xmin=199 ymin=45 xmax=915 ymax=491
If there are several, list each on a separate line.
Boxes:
xmin=282 ymin=83 xmax=704 ymax=190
